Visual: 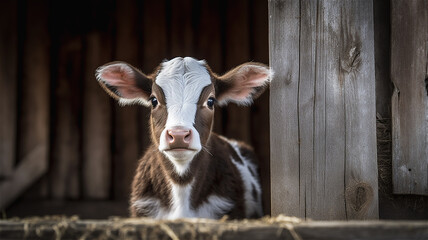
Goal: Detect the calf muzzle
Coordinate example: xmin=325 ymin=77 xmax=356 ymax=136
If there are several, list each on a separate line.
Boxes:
xmin=166 ymin=127 xmax=192 ymax=150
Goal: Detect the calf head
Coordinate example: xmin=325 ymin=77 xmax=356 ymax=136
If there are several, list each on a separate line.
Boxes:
xmin=96 ymin=57 xmax=271 ymax=174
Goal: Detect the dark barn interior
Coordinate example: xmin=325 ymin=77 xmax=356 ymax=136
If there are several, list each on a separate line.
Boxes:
xmin=1 ymin=0 xmax=427 ymax=221
xmin=1 ymin=0 xmax=271 ymax=219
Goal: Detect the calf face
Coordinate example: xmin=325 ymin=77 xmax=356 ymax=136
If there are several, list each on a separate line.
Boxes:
xmin=96 ymin=57 xmax=271 ymax=175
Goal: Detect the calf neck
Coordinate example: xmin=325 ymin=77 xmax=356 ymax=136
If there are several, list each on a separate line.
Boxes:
xmin=96 ymin=57 xmax=271 ymax=219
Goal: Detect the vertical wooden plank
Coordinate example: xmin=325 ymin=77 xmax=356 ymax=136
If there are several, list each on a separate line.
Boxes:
xmin=82 ymin=32 xmax=112 ymax=199
xmin=114 ymin=0 xmax=141 ymax=200
xmin=298 ymin=0 xmax=317 ymax=218
xmin=0 ymin=0 xmax=18 ymax=178
xmin=141 ymin=0 xmax=168 ymax=71
xmin=170 ymin=0 xmax=194 ymax=57
xmin=341 ymin=0 xmax=378 ymax=219
xmin=19 ymin=0 xmax=50 ymax=191
xmin=194 ymin=0 xmax=224 ymax=135
xmin=225 ymin=0 xmax=251 ymax=143
xmin=51 ymin=35 xmax=83 ymax=199
xmin=269 ymin=0 xmax=301 ymax=217
xmin=250 ymin=0 xmax=271 ymax=215
xmin=50 ymin=0 xmax=86 ymax=199
xmin=391 ymin=0 xmax=428 ymax=195
xmin=0 ymin=0 xmax=50 ymax=208
xmin=270 ymin=0 xmax=378 ymax=219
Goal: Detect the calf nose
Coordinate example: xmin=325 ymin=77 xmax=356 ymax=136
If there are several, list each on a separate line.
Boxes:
xmin=166 ymin=127 xmax=192 ymax=149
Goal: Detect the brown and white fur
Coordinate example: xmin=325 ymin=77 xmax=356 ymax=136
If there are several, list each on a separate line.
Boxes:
xmin=96 ymin=57 xmax=271 ymax=219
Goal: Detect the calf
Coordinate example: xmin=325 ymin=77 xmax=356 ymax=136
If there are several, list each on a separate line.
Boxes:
xmin=96 ymin=57 xmax=271 ymax=219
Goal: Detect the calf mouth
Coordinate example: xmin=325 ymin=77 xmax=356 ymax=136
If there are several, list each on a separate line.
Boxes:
xmin=163 ymin=148 xmax=199 ymax=162
xmin=166 ymin=148 xmax=197 ymax=151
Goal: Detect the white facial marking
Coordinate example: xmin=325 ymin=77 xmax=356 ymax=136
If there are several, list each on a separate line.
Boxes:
xmin=156 ymin=57 xmax=212 ymax=170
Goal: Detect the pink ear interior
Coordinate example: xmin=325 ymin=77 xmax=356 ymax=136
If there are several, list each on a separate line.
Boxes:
xmin=218 ymin=65 xmax=270 ymax=104
xmin=98 ymin=63 xmax=148 ymax=99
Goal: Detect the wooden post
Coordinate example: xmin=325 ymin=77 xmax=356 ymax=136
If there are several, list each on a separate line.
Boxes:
xmin=0 ymin=0 xmax=50 ymax=208
xmin=82 ymin=32 xmax=112 ymax=199
xmin=391 ymin=0 xmax=428 ymax=196
xmin=269 ymin=0 xmax=379 ymax=220
xmin=51 ymin=35 xmax=83 ymax=199
xmin=170 ymin=0 xmax=194 ymax=57
xmin=0 ymin=0 xmax=18 ymax=178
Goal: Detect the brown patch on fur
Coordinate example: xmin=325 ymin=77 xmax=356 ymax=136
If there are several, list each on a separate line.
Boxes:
xmin=190 ymin=134 xmax=246 ymax=218
xmin=130 ymin=146 xmax=172 ymax=217
xmin=130 ymin=133 xmax=250 ymax=218
xmin=236 ymin=141 xmax=259 ymax=165
xmin=150 ymin=83 xmax=167 ymax=146
xmin=195 ymin=85 xmax=215 ymax=147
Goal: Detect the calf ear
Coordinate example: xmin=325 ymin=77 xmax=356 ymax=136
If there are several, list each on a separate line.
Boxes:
xmin=96 ymin=61 xmax=152 ymax=106
xmin=215 ymin=63 xmax=272 ymax=106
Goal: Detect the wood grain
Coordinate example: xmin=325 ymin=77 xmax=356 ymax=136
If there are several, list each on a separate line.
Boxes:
xmin=269 ymin=0 xmax=379 ymax=219
xmin=51 ymin=36 xmax=83 ymax=199
xmin=0 ymin=0 xmax=18 ymax=178
xmin=170 ymin=0 xmax=194 ymax=57
xmin=82 ymin=32 xmax=112 ymax=199
xmin=0 ymin=145 xmax=47 ymax=208
xmin=391 ymin=0 xmax=428 ymax=196
xmin=269 ymin=0 xmax=301 ymax=218
xmin=17 ymin=0 xmax=50 ymax=199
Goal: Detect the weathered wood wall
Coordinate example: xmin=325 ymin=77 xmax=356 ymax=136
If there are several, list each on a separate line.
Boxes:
xmin=1 ymin=0 xmax=270 ymax=216
xmin=391 ymin=0 xmax=428 ymax=196
xmin=269 ymin=0 xmax=379 ymax=220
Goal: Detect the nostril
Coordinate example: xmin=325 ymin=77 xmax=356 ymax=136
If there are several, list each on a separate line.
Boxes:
xmin=184 ymin=130 xmax=191 ymax=143
xmin=167 ymin=130 xmax=174 ymax=143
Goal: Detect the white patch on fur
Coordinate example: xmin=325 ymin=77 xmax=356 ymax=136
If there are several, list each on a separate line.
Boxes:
xmin=133 ymin=197 xmax=168 ymax=218
xmin=118 ymin=98 xmax=151 ymax=107
xmin=195 ymin=195 xmax=235 ymax=219
xmin=220 ymin=137 xmax=263 ymax=217
xmin=169 ymin=182 xmax=234 ymax=219
xmin=156 ymin=57 xmax=212 ymax=172
xmin=135 ymin=181 xmax=234 ymax=220
xmin=167 ymin=182 xmax=195 ymax=219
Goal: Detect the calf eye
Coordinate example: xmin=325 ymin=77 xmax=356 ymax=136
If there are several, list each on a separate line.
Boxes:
xmin=207 ymin=97 xmax=216 ymax=109
xmin=150 ymin=97 xmax=158 ymax=108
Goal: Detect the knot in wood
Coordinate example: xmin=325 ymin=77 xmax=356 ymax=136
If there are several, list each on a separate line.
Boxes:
xmin=345 ymin=182 xmax=374 ymax=215
xmin=341 ymin=46 xmax=362 ymax=73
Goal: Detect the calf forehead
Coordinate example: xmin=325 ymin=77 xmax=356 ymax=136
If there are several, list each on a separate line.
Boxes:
xmin=155 ymin=57 xmax=212 ymax=105
xmin=155 ymin=57 xmax=212 ymax=127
